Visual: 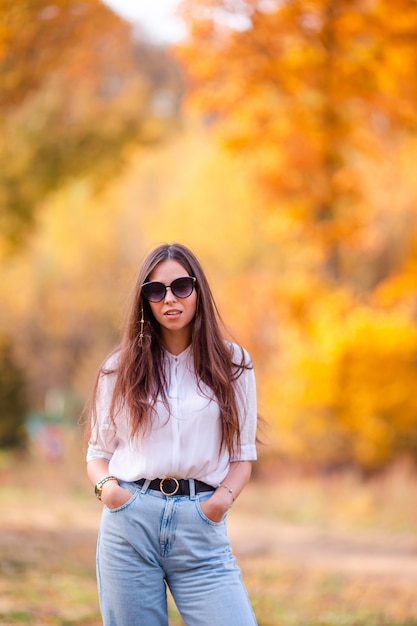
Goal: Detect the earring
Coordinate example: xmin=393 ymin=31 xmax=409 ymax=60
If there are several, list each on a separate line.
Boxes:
xmin=139 ymin=308 xmax=145 ymax=346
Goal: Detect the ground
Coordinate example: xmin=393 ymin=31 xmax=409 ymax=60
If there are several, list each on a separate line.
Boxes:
xmin=1 ymin=441 xmax=417 ymax=625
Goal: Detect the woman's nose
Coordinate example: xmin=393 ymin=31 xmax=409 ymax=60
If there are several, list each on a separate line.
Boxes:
xmin=164 ymin=286 xmax=176 ymax=302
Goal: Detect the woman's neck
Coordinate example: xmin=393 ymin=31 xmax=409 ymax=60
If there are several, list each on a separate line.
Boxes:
xmin=161 ymin=330 xmax=192 ymax=356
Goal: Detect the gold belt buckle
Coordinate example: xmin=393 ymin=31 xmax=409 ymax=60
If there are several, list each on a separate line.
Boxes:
xmin=160 ymin=476 xmax=180 ymax=496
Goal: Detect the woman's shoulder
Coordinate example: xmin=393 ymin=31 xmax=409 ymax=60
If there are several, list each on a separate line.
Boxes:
xmin=100 ymin=349 xmax=120 ymax=376
xmin=224 ymin=340 xmax=252 ymax=367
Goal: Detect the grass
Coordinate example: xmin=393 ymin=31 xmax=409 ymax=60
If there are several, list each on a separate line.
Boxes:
xmin=0 ymin=434 xmax=417 ymax=625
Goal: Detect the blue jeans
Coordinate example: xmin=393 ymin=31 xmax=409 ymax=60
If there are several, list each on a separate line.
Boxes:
xmin=96 ymin=479 xmax=258 ymax=625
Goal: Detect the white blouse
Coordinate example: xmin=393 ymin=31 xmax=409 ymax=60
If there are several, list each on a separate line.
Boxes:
xmin=87 ymin=342 xmax=258 ymax=487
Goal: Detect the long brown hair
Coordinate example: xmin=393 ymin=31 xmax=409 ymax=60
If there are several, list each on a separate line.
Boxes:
xmin=89 ymin=243 xmax=252 ymax=458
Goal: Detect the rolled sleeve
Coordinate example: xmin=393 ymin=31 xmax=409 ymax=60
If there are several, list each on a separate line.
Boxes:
xmin=231 ymin=349 xmax=258 ymax=462
xmin=86 ymin=367 xmax=118 ymax=463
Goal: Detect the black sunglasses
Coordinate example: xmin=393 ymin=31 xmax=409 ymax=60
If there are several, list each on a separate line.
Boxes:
xmin=142 ymin=276 xmax=196 ymax=303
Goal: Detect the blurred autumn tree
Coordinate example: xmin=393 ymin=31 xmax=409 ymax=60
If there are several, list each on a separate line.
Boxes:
xmin=0 ymin=0 xmax=184 ymax=446
xmin=0 ymin=337 xmax=28 ymax=448
xmin=0 ymin=0 xmax=182 ymax=247
xmin=2 ymin=0 xmax=417 ymax=470
xmin=176 ymin=0 xmax=417 ymax=287
xmin=175 ymin=0 xmax=417 ymax=471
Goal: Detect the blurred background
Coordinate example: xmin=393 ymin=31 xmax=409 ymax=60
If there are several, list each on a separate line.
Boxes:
xmin=1 ymin=1 xmax=417 ymax=624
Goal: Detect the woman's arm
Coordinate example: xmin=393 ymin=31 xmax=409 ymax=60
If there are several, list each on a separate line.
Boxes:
xmin=87 ymin=458 xmax=132 ymax=509
xmin=200 ymin=460 xmax=252 ymax=522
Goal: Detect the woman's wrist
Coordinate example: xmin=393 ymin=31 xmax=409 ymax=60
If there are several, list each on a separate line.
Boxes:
xmin=94 ymin=475 xmax=119 ymax=500
xmin=215 ymin=483 xmax=235 ymax=508
xmin=100 ymin=480 xmax=126 ymax=507
xmin=219 ymin=483 xmax=235 ymax=503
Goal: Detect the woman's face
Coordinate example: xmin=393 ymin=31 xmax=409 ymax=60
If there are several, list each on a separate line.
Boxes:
xmin=146 ymin=259 xmax=197 ymax=346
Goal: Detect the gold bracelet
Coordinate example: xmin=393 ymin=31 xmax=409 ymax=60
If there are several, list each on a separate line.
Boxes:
xmin=95 ymin=475 xmax=119 ymax=500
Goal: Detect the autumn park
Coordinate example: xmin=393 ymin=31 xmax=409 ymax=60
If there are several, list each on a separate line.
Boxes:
xmin=1 ymin=0 xmax=417 ymax=624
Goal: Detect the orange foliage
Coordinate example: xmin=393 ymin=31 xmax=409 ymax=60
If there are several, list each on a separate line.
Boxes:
xmin=0 ymin=0 xmax=182 ymax=245
xmin=284 ymin=300 xmax=417 ymax=470
xmin=2 ymin=0 xmax=417 ymax=473
xmin=176 ymin=0 xmax=417 ymax=279
xmin=171 ymin=0 xmax=417 ymax=470
xmin=0 ymin=0 xmax=131 ymax=110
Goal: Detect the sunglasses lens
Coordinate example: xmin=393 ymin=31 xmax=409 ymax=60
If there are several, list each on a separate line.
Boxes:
xmin=171 ymin=277 xmax=195 ymax=298
xmin=142 ymin=277 xmax=196 ymax=302
xmin=142 ymin=282 xmax=165 ymax=302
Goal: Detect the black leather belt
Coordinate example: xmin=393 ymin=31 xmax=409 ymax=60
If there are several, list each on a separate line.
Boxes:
xmin=134 ymin=477 xmax=215 ymax=496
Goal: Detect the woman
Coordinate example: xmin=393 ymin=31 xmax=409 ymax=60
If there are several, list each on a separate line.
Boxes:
xmin=86 ymin=242 xmax=258 ymax=625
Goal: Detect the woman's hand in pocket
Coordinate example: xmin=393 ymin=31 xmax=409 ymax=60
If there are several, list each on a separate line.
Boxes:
xmin=101 ymin=482 xmax=133 ymax=509
xmin=199 ymin=490 xmax=232 ymax=522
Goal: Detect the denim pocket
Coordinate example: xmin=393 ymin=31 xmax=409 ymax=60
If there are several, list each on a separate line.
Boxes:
xmin=195 ymin=496 xmax=228 ymax=526
xmin=106 ymin=486 xmax=138 ymax=514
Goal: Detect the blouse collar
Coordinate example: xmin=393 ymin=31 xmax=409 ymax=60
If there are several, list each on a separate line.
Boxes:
xmin=164 ymin=344 xmax=193 ymax=364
